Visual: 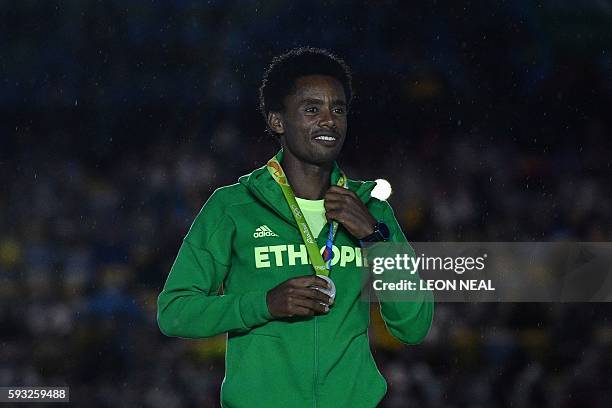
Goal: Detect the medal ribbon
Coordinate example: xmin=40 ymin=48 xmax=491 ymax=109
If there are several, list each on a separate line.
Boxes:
xmin=266 ymin=155 xmax=347 ymax=277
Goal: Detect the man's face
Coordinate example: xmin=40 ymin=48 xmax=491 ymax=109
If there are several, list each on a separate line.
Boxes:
xmin=274 ymin=75 xmax=348 ymax=165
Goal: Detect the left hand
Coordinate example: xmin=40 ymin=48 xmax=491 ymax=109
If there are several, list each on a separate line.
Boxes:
xmin=324 ymin=186 xmax=376 ymax=240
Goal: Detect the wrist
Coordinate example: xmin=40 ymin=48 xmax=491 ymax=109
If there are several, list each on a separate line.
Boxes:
xmin=359 ymin=223 xmax=376 ymax=239
xmin=240 ymin=290 xmax=274 ymax=327
xmin=360 ymin=221 xmax=390 ymax=243
xmin=265 ymin=290 xmax=279 ymax=319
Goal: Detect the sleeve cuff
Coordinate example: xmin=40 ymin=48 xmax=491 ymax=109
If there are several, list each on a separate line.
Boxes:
xmin=239 ymin=290 xmax=273 ymax=328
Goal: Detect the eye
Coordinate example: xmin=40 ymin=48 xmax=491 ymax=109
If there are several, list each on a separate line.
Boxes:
xmin=333 ymin=107 xmax=346 ymax=115
xmin=304 ymin=106 xmax=318 ymax=113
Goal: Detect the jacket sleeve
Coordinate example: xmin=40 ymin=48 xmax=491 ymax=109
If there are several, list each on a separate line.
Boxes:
xmin=157 ymin=191 xmax=272 ymax=339
xmin=374 ymin=201 xmax=434 ymax=344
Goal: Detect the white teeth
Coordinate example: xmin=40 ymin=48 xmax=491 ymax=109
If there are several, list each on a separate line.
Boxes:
xmin=315 ymin=136 xmax=336 ymax=141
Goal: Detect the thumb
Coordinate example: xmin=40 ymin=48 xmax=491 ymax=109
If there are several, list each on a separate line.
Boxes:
xmin=325 ymin=209 xmax=338 ymax=222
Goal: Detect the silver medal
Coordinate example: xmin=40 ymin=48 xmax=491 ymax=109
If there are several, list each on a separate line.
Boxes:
xmin=314 ymin=274 xmax=336 ymax=300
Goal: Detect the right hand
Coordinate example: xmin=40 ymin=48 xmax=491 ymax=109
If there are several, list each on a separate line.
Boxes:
xmin=266 ymin=275 xmax=334 ymax=318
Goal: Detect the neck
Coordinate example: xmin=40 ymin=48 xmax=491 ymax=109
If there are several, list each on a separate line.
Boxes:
xmin=281 ymin=152 xmax=333 ymax=200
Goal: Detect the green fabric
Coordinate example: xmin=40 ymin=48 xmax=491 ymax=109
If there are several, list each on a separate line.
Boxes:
xmin=295 ymin=197 xmax=326 ymax=238
xmin=157 ymin=149 xmax=434 ymax=408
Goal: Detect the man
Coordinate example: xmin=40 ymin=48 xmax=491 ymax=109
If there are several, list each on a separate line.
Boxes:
xmin=157 ymin=47 xmax=434 ymax=407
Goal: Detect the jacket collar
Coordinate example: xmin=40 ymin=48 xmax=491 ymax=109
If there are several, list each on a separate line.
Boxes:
xmin=239 ymin=149 xmax=377 ymax=227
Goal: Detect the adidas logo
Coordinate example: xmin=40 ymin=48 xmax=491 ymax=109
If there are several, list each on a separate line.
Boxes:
xmin=253 ymin=225 xmax=279 ymax=238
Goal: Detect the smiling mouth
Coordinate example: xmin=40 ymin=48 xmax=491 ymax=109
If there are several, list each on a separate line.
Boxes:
xmin=314 ymin=135 xmax=337 ymax=142
xmin=312 ymin=132 xmax=340 ymax=143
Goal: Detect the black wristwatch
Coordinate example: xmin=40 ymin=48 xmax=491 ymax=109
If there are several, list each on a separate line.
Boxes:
xmin=361 ymin=221 xmax=390 ymax=242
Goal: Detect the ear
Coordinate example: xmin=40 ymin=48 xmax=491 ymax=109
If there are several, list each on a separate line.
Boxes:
xmin=267 ymin=111 xmax=284 ymax=135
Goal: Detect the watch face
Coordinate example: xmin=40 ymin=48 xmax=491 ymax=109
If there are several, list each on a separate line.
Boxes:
xmin=378 ymin=222 xmax=390 ymax=240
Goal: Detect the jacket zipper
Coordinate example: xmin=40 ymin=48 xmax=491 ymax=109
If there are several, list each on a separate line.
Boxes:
xmin=313 ymin=316 xmax=318 ymax=408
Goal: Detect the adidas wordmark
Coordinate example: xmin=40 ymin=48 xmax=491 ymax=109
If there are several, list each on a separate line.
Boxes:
xmin=253 ymin=225 xmax=279 ymax=238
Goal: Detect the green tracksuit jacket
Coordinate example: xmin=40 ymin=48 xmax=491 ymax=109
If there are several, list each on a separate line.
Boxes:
xmin=157 ymin=151 xmax=434 ymax=408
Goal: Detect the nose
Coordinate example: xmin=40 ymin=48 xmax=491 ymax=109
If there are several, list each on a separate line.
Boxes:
xmin=318 ymin=107 xmax=337 ymax=129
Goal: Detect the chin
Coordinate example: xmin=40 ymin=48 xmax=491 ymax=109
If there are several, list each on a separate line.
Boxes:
xmin=310 ymin=147 xmax=342 ymax=164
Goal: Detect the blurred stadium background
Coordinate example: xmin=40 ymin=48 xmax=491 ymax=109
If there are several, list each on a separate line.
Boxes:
xmin=1 ymin=1 xmax=612 ymax=406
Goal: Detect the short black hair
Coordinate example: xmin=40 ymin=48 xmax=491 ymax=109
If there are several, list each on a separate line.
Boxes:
xmin=259 ymin=47 xmax=353 ymax=122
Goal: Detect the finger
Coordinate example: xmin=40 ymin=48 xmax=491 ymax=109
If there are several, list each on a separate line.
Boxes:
xmin=287 ymin=275 xmax=320 ymax=287
xmin=324 ymin=209 xmax=344 ymax=223
xmin=324 ymin=207 xmax=343 ymax=221
xmin=288 ymin=305 xmax=314 ymax=317
xmin=323 ymin=199 xmax=344 ymax=210
xmin=327 ymin=188 xmax=358 ymax=202
xmin=327 ymin=185 xmax=353 ymax=195
xmin=326 ymin=202 xmax=369 ymax=222
xmin=292 ymin=296 xmax=329 ymax=314
xmin=325 ymin=211 xmax=364 ymax=236
xmin=290 ymin=275 xmax=331 ymax=289
xmin=292 ymin=288 xmax=332 ymax=305
xmin=325 ymin=194 xmax=360 ymax=209
xmin=324 ymin=191 xmax=349 ymax=203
